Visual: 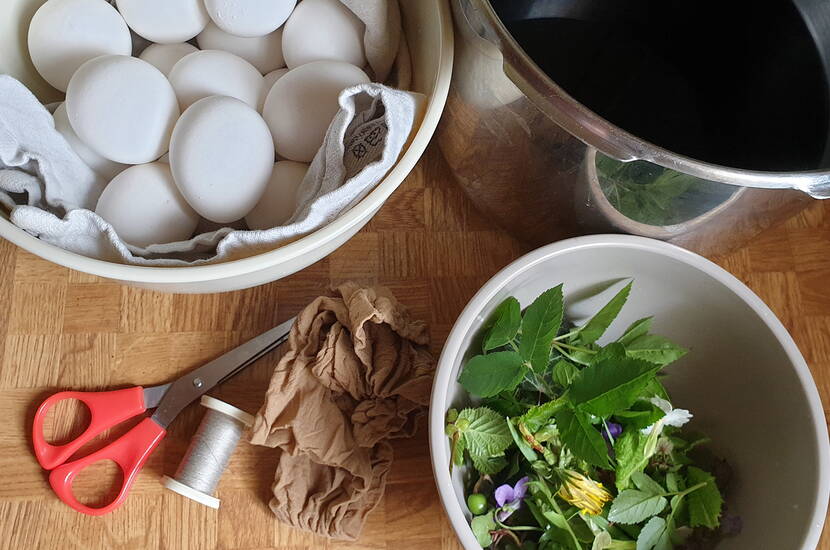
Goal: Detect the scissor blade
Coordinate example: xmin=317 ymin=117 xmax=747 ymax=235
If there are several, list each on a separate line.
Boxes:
xmin=150 ymin=316 xmax=295 ymax=428
xmin=142 ymin=383 xmax=171 ymax=409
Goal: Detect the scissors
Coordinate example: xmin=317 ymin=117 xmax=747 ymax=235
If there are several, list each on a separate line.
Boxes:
xmin=32 ymin=316 xmax=295 ymax=516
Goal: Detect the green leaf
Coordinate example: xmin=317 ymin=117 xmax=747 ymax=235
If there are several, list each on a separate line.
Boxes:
xmin=451 ymin=431 xmax=465 ymax=466
xmin=617 ymin=317 xmax=653 ymax=346
xmin=625 ymin=334 xmax=688 ymax=366
xmin=636 ymin=516 xmax=672 ymax=550
xmin=569 ymin=355 xmax=659 ymax=417
xmin=520 ymin=285 xmax=564 ymax=372
xmin=607 ymin=490 xmax=668 ymax=524
xmin=686 ymin=467 xmax=723 ymax=529
xmin=458 ymin=351 xmax=526 ymax=397
xmin=578 ymin=281 xmax=632 ymax=345
xmin=591 ymin=531 xmax=613 ymax=550
xmin=507 ymin=417 xmax=538 ymax=462
xmin=631 ymin=472 xmax=665 ymax=496
xmin=614 ymin=400 xmax=666 ymax=430
xmin=457 ymin=408 xmax=513 ymax=458
xmin=470 ymin=452 xmax=507 ymax=475
xmin=552 ymin=359 xmax=579 ymax=387
xmin=520 ymin=397 xmax=568 ymax=433
xmin=471 ymin=511 xmax=496 ymax=547
xmin=643 ymin=377 xmax=670 ymax=401
xmin=614 ymin=430 xmax=649 ymax=491
xmin=665 ymin=472 xmax=680 ymax=493
xmin=554 ymin=407 xmax=610 ymax=469
xmin=482 ymin=297 xmax=522 ymax=352
xmin=481 ymin=392 xmax=526 ymax=417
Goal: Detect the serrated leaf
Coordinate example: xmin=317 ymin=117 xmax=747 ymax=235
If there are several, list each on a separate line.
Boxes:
xmin=608 ymin=490 xmax=667 ymax=524
xmin=507 ymin=417 xmax=538 ymax=462
xmin=471 ymin=511 xmax=496 ymax=547
xmin=632 ymin=472 xmax=665 ymax=496
xmin=569 ymin=355 xmax=659 ymax=417
xmin=457 ymin=408 xmax=512 ymax=458
xmin=451 ymin=431 xmax=465 ymax=466
xmin=578 ymin=281 xmax=632 ymax=345
xmin=614 ymin=430 xmax=649 ymax=491
xmin=636 ymin=516 xmax=671 ymax=550
xmin=470 ymin=452 xmax=507 ymax=475
xmin=482 ymin=297 xmax=522 ymax=352
xmin=458 ymin=351 xmax=526 ymax=397
xmin=614 ymin=400 xmax=666 ymax=430
xmin=554 ymin=407 xmax=610 ymax=469
xmin=552 ymin=359 xmax=579 ymax=387
xmin=617 ymin=316 xmax=653 ymax=346
xmin=644 ymin=377 xmax=670 ymax=401
xmin=626 ymin=334 xmax=688 ymax=365
xmin=520 ymin=285 xmax=564 ymax=372
xmin=687 ymin=467 xmax=723 ymax=529
xmin=520 ymin=398 xmax=567 ymax=433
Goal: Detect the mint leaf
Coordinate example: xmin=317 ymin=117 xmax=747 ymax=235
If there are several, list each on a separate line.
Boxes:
xmin=471 ymin=511 xmax=496 ymax=547
xmin=614 ymin=430 xmax=649 ymax=491
xmin=569 ymin=355 xmax=659 ymax=417
xmin=631 ymin=472 xmax=666 ymax=496
xmin=470 ymin=451 xmax=507 ymax=475
xmin=519 ymin=285 xmax=564 ymax=372
xmin=617 ymin=316 xmax=653 ymax=346
xmin=482 ymin=297 xmax=521 ymax=352
xmin=457 ymin=407 xmax=512 ymax=458
xmin=552 ymin=359 xmax=579 ymax=387
xmin=607 ymin=489 xmax=667 ymax=524
xmin=554 ymin=407 xmax=610 ymax=469
xmin=458 ymin=351 xmax=526 ymax=397
xmin=636 ymin=516 xmax=672 ymax=550
xmin=578 ymin=281 xmax=632 ymax=345
xmin=626 ymin=334 xmax=688 ymax=365
xmin=507 ymin=417 xmax=538 ymax=462
xmin=687 ymin=467 xmax=723 ymax=528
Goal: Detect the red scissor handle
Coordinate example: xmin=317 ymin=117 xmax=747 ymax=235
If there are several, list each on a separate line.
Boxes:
xmin=33 ymin=387 xmax=147 ymax=470
xmin=49 ymin=417 xmax=166 ymax=516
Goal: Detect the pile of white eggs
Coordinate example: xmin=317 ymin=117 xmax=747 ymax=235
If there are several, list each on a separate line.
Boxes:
xmin=28 ymin=0 xmax=373 ymax=248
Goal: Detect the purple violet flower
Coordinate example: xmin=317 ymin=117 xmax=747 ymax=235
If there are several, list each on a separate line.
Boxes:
xmin=602 ymin=422 xmax=623 ymax=442
xmin=494 ymin=476 xmax=529 ymax=522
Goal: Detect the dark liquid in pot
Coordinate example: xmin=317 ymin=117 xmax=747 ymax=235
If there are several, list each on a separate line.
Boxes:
xmin=494 ymin=0 xmax=830 ymax=171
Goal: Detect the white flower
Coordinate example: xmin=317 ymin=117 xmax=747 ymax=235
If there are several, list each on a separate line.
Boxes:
xmin=641 ymin=396 xmax=692 ymax=435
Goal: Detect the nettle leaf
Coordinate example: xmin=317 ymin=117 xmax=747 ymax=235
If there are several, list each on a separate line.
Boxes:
xmin=631 ymin=472 xmax=666 ymax=496
xmin=617 ymin=316 xmax=653 ymax=346
xmin=470 ymin=452 xmax=507 ymax=475
xmin=458 ymin=351 xmax=526 ymax=397
xmin=471 ymin=511 xmax=496 ymax=547
xmin=457 ymin=408 xmax=513 ymax=458
xmin=552 ymin=359 xmax=579 ymax=387
xmin=607 ymin=489 xmax=668 ymax=524
xmin=569 ymin=354 xmax=659 ymax=417
xmin=636 ymin=516 xmax=672 ymax=550
xmin=614 ymin=430 xmax=649 ymax=491
xmin=626 ymin=334 xmax=688 ymax=366
xmin=687 ymin=467 xmax=723 ymax=529
xmin=519 ymin=285 xmax=564 ymax=372
xmin=554 ymin=407 xmax=611 ymax=469
xmin=578 ymin=281 xmax=632 ymax=345
xmin=482 ymin=297 xmax=521 ymax=352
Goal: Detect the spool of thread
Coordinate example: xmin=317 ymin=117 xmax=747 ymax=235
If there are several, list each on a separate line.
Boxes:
xmin=162 ymin=395 xmax=254 ymax=509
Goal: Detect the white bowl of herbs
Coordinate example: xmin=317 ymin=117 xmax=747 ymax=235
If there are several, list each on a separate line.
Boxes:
xmin=429 ymin=235 xmax=830 ymax=550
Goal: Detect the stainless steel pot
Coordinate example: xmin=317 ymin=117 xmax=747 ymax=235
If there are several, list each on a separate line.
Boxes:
xmin=437 ymin=0 xmax=830 ymax=254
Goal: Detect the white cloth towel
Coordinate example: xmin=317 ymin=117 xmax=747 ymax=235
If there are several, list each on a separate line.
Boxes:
xmin=0 ymin=75 xmax=423 ymax=265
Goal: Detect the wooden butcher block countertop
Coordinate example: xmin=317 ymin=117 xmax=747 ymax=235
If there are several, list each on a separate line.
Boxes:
xmin=0 ymin=145 xmax=828 ymax=549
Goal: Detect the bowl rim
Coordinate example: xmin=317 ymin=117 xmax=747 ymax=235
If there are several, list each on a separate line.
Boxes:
xmin=428 ymin=234 xmax=830 ymax=550
xmin=0 ymin=0 xmax=454 ymax=284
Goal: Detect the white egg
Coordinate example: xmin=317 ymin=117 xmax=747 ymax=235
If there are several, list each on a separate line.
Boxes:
xmin=95 ymin=162 xmax=199 ymax=248
xmin=115 ymin=0 xmax=208 ymax=43
xmin=282 ymin=0 xmax=365 ymax=70
xmin=66 ymin=55 xmax=179 ymax=164
xmin=169 ymin=96 xmax=275 ymax=223
xmin=196 ymin=21 xmax=284 ymax=74
xmin=258 ymin=68 xmax=288 ymax=112
xmin=245 ymin=160 xmax=308 ymax=229
xmin=168 ymin=50 xmax=262 ymax=110
xmin=53 ymin=103 xmax=127 ymax=180
xmin=262 ymin=60 xmax=369 ymax=162
xmin=27 ymin=0 xmax=132 ymax=92
xmin=139 ymin=42 xmax=199 ymax=76
xmin=204 ymin=0 xmax=296 ymax=38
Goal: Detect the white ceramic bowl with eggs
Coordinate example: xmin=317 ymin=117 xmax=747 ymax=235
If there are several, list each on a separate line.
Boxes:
xmin=429 ymin=235 xmax=830 ymax=549
xmin=0 ymin=0 xmax=452 ymax=293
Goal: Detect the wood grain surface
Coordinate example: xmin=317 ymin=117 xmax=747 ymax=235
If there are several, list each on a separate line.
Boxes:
xmin=0 ymin=145 xmax=828 ymax=549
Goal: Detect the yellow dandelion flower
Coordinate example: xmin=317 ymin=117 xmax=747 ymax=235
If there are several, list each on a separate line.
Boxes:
xmin=557 ymin=470 xmax=612 ymax=516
